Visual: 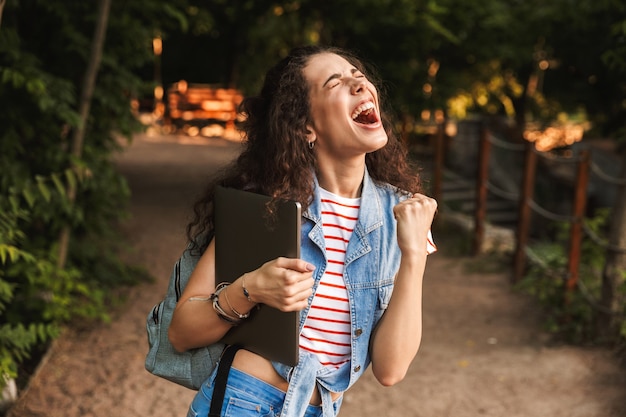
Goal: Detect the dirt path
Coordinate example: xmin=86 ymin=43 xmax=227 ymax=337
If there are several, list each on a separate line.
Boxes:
xmin=7 ymin=133 xmax=626 ymax=417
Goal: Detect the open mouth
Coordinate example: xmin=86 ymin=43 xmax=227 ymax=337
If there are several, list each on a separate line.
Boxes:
xmin=351 ymin=101 xmax=379 ymax=125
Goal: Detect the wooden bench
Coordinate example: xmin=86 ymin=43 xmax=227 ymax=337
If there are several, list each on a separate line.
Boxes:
xmin=165 ymin=81 xmax=244 ymax=131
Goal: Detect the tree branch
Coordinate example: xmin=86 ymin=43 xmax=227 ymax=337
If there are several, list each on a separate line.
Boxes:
xmin=58 ymin=0 xmax=112 ymax=269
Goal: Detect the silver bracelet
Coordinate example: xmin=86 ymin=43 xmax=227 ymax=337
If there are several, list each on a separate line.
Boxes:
xmin=221 ymin=283 xmax=250 ymax=320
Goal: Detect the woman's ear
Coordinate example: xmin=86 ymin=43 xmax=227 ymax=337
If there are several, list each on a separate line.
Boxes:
xmin=305 ymin=125 xmax=317 ymax=143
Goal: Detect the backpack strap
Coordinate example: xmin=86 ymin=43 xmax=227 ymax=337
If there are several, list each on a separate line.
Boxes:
xmin=208 ymin=344 xmax=243 ymax=417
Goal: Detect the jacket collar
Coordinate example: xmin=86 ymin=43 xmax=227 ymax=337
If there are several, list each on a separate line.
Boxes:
xmin=305 ymin=167 xmax=384 ymax=234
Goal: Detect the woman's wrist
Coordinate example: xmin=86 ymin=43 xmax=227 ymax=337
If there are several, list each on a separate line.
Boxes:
xmin=399 ymin=245 xmax=429 ymax=261
xmin=241 ymin=273 xmax=254 ymax=302
xmin=210 ymin=279 xmax=259 ymax=325
xmin=226 ymin=274 xmax=258 ymax=310
xmin=221 ymin=283 xmax=250 ymax=320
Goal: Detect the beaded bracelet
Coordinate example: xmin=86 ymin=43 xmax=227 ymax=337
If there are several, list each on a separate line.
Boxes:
xmin=211 ymin=283 xmax=242 ymax=325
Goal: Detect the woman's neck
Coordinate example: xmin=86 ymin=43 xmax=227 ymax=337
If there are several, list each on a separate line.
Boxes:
xmin=316 ymin=162 xmax=365 ymax=199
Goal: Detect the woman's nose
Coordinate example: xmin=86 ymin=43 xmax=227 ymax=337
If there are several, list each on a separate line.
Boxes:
xmin=350 ymin=78 xmax=366 ymax=94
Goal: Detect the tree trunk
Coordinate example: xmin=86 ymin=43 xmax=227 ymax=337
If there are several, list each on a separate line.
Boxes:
xmin=0 ymin=0 xmax=7 ymax=29
xmin=57 ymin=0 xmax=112 ymax=269
xmin=597 ymin=150 xmax=626 ymax=341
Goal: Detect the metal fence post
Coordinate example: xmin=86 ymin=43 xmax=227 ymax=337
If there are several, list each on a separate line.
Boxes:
xmin=513 ymin=142 xmax=538 ymax=283
xmin=565 ymin=149 xmax=590 ymax=298
xmin=473 ymin=122 xmax=490 ymax=255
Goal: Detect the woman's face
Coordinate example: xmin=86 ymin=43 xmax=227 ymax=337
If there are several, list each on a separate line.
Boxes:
xmin=303 ymin=53 xmax=388 ymax=162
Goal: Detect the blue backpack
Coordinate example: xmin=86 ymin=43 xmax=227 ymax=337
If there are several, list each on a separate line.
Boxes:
xmin=144 ymin=241 xmax=225 ymax=390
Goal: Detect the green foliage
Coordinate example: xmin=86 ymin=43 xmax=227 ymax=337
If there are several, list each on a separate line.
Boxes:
xmin=157 ymin=0 xmax=625 ymax=139
xmin=0 ymin=166 xmax=100 ymax=381
xmin=517 ymin=239 xmax=593 ymax=341
xmin=0 ymin=323 xmax=59 ymax=381
xmin=0 ymin=181 xmax=58 ymax=379
xmin=0 ymin=0 xmax=185 ymax=388
xmin=516 ymin=209 xmax=625 ymax=343
xmin=432 ymin=0 xmax=626 ymax=134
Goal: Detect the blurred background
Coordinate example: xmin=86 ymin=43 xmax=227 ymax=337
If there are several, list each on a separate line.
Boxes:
xmin=1 ymin=0 xmax=625 ymax=414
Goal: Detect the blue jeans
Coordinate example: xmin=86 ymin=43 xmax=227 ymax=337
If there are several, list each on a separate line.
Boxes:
xmin=187 ymin=366 xmax=326 ymax=417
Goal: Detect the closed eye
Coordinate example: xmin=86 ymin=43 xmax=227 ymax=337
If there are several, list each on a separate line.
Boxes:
xmin=352 ymin=68 xmax=366 ymax=79
xmin=325 ymin=69 xmax=366 ymax=89
xmin=334 ymin=77 xmax=365 ymax=88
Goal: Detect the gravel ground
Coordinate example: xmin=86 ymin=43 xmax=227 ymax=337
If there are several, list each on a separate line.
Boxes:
xmin=7 ymin=132 xmax=626 ymax=417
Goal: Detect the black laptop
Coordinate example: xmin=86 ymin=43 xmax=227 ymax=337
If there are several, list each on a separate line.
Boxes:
xmin=214 ymin=186 xmax=301 ymax=366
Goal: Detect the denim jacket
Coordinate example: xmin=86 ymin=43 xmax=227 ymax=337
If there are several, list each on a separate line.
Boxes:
xmin=272 ymin=169 xmax=409 ymax=417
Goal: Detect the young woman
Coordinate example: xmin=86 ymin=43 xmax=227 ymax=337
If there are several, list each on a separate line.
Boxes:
xmin=169 ymin=45 xmax=438 ymax=417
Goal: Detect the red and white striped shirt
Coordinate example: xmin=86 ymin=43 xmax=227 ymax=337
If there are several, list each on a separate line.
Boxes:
xmin=300 ymin=188 xmax=359 ymax=369
xmin=299 ymin=189 xmax=438 ymax=368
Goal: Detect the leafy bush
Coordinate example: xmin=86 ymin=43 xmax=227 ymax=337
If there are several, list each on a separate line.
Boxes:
xmin=0 ymin=0 xmax=183 ymax=389
xmin=517 ymin=209 xmax=626 ymax=344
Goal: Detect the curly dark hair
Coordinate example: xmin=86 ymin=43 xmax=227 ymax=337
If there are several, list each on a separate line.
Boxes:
xmin=187 ymin=45 xmax=421 ymax=251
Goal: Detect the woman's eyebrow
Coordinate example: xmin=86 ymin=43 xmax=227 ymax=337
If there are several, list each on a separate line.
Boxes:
xmin=322 ymin=73 xmax=341 ymax=87
xmin=322 ymin=68 xmax=361 ymax=87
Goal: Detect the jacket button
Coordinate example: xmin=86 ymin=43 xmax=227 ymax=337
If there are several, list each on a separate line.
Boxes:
xmin=354 ymin=365 xmax=361 ymax=372
xmin=354 ymin=328 xmax=363 ymax=337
